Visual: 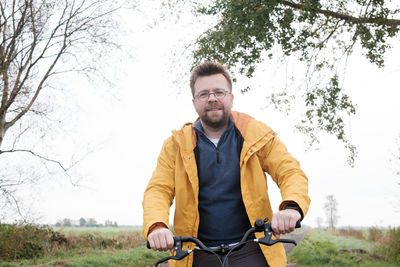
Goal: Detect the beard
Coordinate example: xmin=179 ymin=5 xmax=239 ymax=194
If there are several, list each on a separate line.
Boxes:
xmin=200 ymin=105 xmax=230 ymax=129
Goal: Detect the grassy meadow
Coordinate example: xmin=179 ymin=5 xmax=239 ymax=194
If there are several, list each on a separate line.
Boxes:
xmin=0 ymin=224 xmax=168 ymax=267
xmin=289 ymin=227 xmax=400 ymax=267
xmin=0 ymin=223 xmax=399 ymax=267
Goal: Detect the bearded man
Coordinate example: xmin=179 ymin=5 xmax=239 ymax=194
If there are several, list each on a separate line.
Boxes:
xmin=143 ymin=62 xmax=310 ymax=267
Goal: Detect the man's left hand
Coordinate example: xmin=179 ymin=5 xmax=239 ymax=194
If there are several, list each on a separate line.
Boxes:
xmin=271 ymin=209 xmax=301 ymax=238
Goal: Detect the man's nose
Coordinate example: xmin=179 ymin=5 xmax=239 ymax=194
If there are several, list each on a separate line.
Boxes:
xmin=208 ymin=93 xmax=218 ymax=101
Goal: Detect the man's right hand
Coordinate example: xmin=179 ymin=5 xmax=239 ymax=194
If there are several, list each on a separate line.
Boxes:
xmin=147 ymin=227 xmax=174 ymax=252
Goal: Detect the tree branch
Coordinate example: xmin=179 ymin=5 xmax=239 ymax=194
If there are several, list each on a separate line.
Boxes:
xmin=0 ymin=148 xmax=77 ymax=186
xmin=1 ymin=186 xmax=26 ymax=219
xmin=0 ymin=149 xmax=68 ymax=171
xmin=4 ymin=4 xmax=67 ymax=113
xmin=282 ymin=0 xmax=400 ymax=26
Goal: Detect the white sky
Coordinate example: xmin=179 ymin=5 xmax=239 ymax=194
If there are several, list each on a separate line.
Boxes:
xmin=8 ymin=2 xmax=400 ymax=228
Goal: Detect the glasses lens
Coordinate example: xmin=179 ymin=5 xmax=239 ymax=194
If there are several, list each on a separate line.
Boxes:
xmin=196 ymin=90 xmax=228 ymax=101
xmin=198 ymin=92 xmax=208 ymax=101
xmin=215 ymin=90 xmax=226 ymax=98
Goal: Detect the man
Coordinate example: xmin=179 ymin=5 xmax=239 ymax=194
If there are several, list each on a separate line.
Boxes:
xmin=143 ymin=62 xmax=310 ymax=267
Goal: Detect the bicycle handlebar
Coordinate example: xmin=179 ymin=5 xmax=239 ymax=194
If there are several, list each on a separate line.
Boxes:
xmin=146 ymin=235 xmax=209 ymax=250
xmin=146 ymin=218 xmax=301 ymax=267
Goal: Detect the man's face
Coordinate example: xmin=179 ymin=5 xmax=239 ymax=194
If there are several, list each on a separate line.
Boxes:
xmin=192 ymin=74 xmax=234 ymax=129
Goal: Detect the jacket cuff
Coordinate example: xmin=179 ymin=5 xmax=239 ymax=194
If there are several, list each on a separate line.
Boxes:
xmin=280 ymin=201 xmax=304 ymax=220
xmin=147 ymin=222 xmax=169 ymax=237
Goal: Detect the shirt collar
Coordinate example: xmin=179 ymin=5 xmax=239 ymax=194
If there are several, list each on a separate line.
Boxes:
xmin=194 ymin=116 xmax=234 ymax=135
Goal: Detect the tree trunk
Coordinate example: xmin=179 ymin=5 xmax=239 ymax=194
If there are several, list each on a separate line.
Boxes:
xmin=0 ymin=115 xmax=5 ymax=148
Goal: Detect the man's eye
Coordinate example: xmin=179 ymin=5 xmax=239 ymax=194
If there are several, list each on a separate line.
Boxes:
xmin=215 ymin=90 xmax=225 ymax=96
xmin=199 ymin=92 xmax=208 ymax=97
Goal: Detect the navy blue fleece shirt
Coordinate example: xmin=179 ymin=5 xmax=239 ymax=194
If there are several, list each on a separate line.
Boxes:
xmin=194 ymin=118 xmax=251 ymax=246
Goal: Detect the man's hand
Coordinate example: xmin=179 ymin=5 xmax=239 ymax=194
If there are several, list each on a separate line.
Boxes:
xmin=271 ymin=209 xmax=301 ymax=238
xmin=147 ymin=227 xmax=175 ymax=252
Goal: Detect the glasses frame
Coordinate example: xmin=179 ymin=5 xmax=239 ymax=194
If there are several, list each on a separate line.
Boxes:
xmin=194 ymin=90 xmax=231 ymax=102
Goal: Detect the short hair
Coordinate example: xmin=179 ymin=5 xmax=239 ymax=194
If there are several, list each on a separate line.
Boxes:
xmin=190 ymin=62 xmax=232 ymax=97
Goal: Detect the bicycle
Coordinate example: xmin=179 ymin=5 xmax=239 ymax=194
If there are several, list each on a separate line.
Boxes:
xmin=147 ymin=217 xmax=300 ymax=267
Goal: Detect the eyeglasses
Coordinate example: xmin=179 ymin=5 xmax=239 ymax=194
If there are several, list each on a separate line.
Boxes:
xmin=194 ymin=89 xmax=231 ymax=102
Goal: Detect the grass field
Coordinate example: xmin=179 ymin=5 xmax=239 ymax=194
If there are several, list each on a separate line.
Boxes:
xmin=1 ymin=225 xmax=398 ymax=266
xmin=0 ymin=225 xmax=168 ymax=267
xmin=52 ymin=226 xmax=142 ymax=236
xmin=289 ymin=229 xmax=399 ymax=267
xmin=0 ymin=247 xmax=168 ymax=267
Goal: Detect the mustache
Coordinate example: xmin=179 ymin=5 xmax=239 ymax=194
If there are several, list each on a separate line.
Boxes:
xmin=205 ymin=104 xmax=223 ymax=110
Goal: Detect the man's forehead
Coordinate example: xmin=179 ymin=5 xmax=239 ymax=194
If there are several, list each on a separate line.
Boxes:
xmin=194 ymin=74 xmax=230 ymax=91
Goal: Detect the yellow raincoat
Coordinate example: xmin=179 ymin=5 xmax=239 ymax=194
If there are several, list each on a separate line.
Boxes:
xmin=143 ymin=111 xmax=310 ymax=267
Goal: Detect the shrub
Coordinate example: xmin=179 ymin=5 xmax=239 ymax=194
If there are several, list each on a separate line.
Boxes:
xmin=65 ymin=231 xmax=143 ymax=251
xmin=384 ymin=227 xmax=400 ymax=263
xmin=336 ymin=227 xmax=364 ymax=240
xmin=0 ymin=223 xmax=66 ymax=260
xmin=289 ymin=238 xmax=342 ymax=265
xmin=0 ymin=224 xmax=145 ymax=261
xmin=368 ymin=226 xmax=384 ymax=242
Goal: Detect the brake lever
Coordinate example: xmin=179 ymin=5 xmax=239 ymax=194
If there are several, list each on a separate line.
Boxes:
xmin=255 ymin=218 xmax=300 ymax=247
xmin=257 ymin=235 xmax=297 ymax=246
xmin=256 ymin=226 xmax=275 ymax=246
xmin=173 ymin=238 xmax=191 ymax=258
xmin=275 ymin=238 xmax=297 ymax=246
xmin=154 ymin=252 xmax=190 ymax=267
xmin=147 ymin=236 xmax=190 ymax=267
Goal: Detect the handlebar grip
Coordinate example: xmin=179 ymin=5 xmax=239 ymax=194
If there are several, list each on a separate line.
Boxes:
xmin=295 ymin=220 xmax=301 ymax=229
xmin=146 ymin=236 xmax=180 ymax=250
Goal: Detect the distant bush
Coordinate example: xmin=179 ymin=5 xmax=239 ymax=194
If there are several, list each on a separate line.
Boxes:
xmin=368 ymin=227 xmax=384 ymax=242
xmin=65 ymin=231 xmax=143 ymax=251
xmin=336 ymin=227 xmax=365 ymax=240
xmin=333 ymin=226 xmax=400 ymax=264
xmin=380 ymin=227 xmax=400 ymax=263
xmin=0 ymin=223 xmax=67 ymax=260
xmin=0 ymin=223 xmax=144 ymax=261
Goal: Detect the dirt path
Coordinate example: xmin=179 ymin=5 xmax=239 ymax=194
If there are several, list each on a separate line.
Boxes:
xmin=149 ymin=229 xmax=309 ymax=267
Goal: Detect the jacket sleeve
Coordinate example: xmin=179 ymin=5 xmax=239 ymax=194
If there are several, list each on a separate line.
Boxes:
xmin=142 ymin=136 xmax=176 ymax=239
xmin=259 ymin=134 xmax=311 ymax=218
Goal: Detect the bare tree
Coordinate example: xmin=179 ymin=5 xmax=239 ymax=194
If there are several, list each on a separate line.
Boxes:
xmin=0 ymin=0 xmax=126 ymax=220
xmin=323 ymin=194 xmax=339 ymax=230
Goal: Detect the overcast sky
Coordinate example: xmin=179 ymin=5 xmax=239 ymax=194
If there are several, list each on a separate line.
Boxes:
xmin=12 ymin=2 xmax=400 ymax=228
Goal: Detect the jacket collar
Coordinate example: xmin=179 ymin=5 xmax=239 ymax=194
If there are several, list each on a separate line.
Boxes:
xmin=193 ymin=116 xmax=234 ymax=136
xmin=173 ymin=111 xmax=275 ymax=152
